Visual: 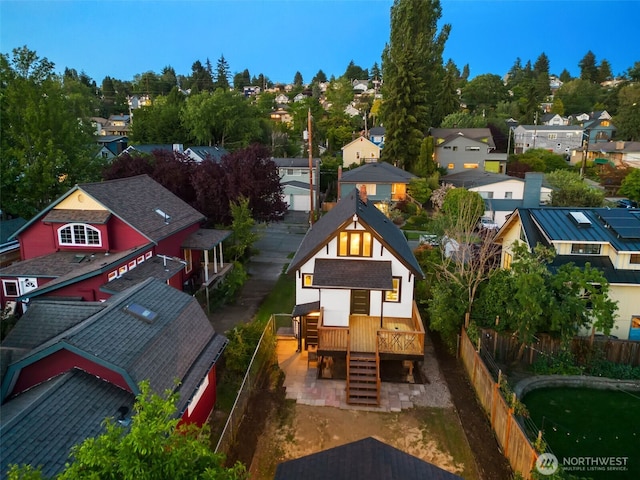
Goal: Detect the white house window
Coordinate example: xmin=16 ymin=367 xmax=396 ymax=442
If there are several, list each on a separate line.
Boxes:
xmin=505 ymin=192 xmax=513 ymax=199
xmin=2 ymin=280 xmax=19 ymax=297
xmin=463 ymin=163 xmax=479 ymax=169
xmin=384 ymin=277 xmax=401 ymax=302
xmin=478 ymin=191 xmax=494 ymax=199
xmin=548 ymin=133 xmax=558 ymax=140
xmin=465 ymin=146 xmax=480 ymax=151
xmin=58 ymin=223 xmax=102 ymax=247
xmin=571 ymin=243 xmax=601 ymax=255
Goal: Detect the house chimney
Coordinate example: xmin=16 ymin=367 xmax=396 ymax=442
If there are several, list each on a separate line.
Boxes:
xmin=523 ymin=172 xmax=543 ymax=207
xmin=359 ymin=184 xmax=368 ymax=204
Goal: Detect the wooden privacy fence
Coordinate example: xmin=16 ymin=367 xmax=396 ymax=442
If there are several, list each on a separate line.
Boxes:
xmin=481 ymin=328 xmax=640 ymax=366
xmin=459 ymin=328 xmax=539 ymax=479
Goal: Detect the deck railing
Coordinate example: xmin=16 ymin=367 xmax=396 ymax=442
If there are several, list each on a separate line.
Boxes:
xmin=317 ymin=302 xmax=424 ymax=356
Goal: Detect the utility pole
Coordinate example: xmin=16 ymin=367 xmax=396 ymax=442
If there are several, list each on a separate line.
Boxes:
xmin=580 ymin=129 xmax=589 ymax=178
xmin=307 ymin=108 xmax=314 ymax=225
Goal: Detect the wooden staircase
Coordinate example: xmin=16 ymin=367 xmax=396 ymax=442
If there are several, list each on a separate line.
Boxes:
xmin=305 ymin=316 xmax=318 ymax=349
xmin=346 ymin=351 xmax=380 ymax=406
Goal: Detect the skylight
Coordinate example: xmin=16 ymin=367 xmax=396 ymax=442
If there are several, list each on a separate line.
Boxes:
xmin=154 ymin=208 xmax=170 ymax=223
xmin=123 ymin=303 xmax=158 ymax=323
xmin=569 ymin=211 xmax=591 ymax=226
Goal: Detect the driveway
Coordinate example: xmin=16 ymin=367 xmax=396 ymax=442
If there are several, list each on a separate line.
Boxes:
xmin=208 ymin=212 xmax=308 ymax=334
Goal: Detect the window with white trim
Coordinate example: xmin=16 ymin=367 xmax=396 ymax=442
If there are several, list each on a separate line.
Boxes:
xmin=303 ymin=274 xmax=313 ymax=287
xmin=58 ymin=224 xmax=102 ymax=246
xmin=184 ymin=249 xmax=193 ymax=273
xmin=2 ymin=280 xmax=19 ymax=297
xmin=571 ymin=243 xmax=601 ymax=255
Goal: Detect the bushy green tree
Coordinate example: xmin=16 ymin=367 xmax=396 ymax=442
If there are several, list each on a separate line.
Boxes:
xmin=546 ymin=170 xmax=604 ymax=207
xmin=618 ymin=168 xmax=640 ymax=202
xmin=227 ymin=196 xmax=259 ymax=262
xmin=0 ymin=46 xmax=104 ymax=218
xmin=509 ymin=148 xmax=568 ymax=173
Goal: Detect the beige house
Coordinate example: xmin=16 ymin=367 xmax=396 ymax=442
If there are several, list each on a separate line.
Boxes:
xmin=495 ymin=207 xmax=640 ymax=340
xmin=341 ymin=136 xmax=381 ymax=167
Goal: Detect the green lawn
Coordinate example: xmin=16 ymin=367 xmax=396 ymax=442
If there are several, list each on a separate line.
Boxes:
xmin=524 ymin=387 xmax=640 ymax=479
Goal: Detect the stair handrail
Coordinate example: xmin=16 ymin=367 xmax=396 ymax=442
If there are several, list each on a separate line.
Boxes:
xmin=375 ymin=333 xmax=381 ymax=405
xmin=346 ymin=330 xmax=351 ymax=397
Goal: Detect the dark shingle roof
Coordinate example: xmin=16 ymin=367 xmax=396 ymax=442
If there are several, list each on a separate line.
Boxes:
xmin=0 ymin=218 xmax=27 ymax=245
xmin=181 ymin=229 xmax=231 ymax=250
xmin=369 ymin=126 xmax=386 ymax=135
xmin=274 ymin=437 xmax=463 ymax=480
xmin=42 ymin=209 xmax=111 ymax=224
xmin=186 ymin=145 xmax=229 ymax=162
xmin=287 ymin=188 xmax=422 ymax=278
xmin=0 ymin=370 xmax=135 ymax=479
xmin=340 ymin=162 xmax=416 ymax=184
xmin=429 ymin=128 xmax=496 ymax=149
xmin=272 ymin=157 xmax=320 ymax=168
xmin=0 ymin=279 xmax=228 ymax=478
xmin=549 ymin=255 xmax=640 ymax=285
xmin=99 ymin=255 xmax=185 ymax=294
xmin=313 ymin=259 xmax=393 ymax=289
xmin=78 ymin=175 xmax=204 ymax=243
xmin=443 ymin=170 xmax=521 ymax=188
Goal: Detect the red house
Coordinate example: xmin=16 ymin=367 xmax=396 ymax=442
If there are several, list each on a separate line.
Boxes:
xmin=0 ymin=278 xmax=227 ymax=478
xmin=0 ymin=175 xmax=230 ymax=313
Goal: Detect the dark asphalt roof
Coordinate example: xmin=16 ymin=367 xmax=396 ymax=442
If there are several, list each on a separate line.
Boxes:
xmin=549 ymin=255 xmax=640 ymax=285
xmin=42 ymin=209 xmax=111 ymax=224
xmin=0 ymin=218 xmax=27 ymax=245
xmin=292 ymin=301 xmax=320 ymax=316
xmin=429 ymin=128 xmax=496 ymax=149
xmin=443 ymin=170 xmax=522 ymax=188
xmin=286 ymin=188 xmax=423 ymax=278
xmin=0 ymin=370 xmax=135 ymax=479
xmin=340 ymin=161 xmax=416 ymax=184
xmin=274 ymin=437 xmax=464 ymax=480
xmin=186 ymin=145 xmax=229 ymax=162
xmin=181 ymin=228 xmax=231 ymax=250
xmin=11 ymin=175 xmax=204 ymax=244
xmin=99 ymin=255 xmax=186 ymax=294
xmin=313 ymin=258 xmax=393 ymax=289
xmin=272 ymin=157 xmax=320 ymax=168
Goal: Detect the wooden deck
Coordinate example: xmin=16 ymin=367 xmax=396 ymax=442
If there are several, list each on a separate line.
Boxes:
xmin=317 ymin=302 xmax=425 ymax=357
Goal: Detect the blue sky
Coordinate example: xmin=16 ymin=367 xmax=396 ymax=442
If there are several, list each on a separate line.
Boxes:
xmin=1 ymin=0 xmax=638 ymax=85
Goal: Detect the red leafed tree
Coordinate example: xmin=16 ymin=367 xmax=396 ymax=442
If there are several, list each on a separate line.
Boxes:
xmin=218 ymin=144 xmax=287 ymax=224
xmin=104 ymin=144 xmax=286 ymax=225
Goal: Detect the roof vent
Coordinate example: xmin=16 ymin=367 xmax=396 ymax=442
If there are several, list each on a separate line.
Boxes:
xmin=123 ymin=303 xmax=158 ymax=323
xmin=568 ymin=211 xmax=591 ymax=227
xmin=154 ymin=208 xmax=170 ymax=224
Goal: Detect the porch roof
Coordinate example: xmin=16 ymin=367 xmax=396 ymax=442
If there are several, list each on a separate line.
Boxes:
xmin=181 ymin=228 xmax=231 ymax=250
xmin=312 ymin=259 xmax=393 ymax=290
xmin=292 ymin=301 xmax=320 ymax=317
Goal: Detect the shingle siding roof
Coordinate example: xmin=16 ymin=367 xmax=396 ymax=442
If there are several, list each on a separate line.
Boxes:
xmin=0 ymin=371 xmax=135 ymax=479
xmin=275 ymin=437 xmax=463 ymax=480
xmin=79 ymin=175 xmax=204 ymax=243
xmin=287 ymin=189 xmax=423 ymax=278
xmin=340 ymin=162 xmax=416 ymax=184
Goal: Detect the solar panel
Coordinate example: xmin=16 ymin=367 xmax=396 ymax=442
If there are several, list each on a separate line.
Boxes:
xmin=597 ymin=209 xmax=640 ymax=239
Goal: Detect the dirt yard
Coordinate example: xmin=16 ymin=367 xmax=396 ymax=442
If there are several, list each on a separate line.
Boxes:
xmin=248 ymin=398 xmax=478 ymax=480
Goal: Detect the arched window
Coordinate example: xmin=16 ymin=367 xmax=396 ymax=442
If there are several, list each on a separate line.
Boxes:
xmin=58 ymin=224 xmax=102 ymax=246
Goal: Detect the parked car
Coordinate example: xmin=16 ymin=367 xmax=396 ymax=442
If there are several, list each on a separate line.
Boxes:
xmin=478 ymin=216 xmax=499 ymax=230
xmin=616 ymin=198 xmax=638 ymax=208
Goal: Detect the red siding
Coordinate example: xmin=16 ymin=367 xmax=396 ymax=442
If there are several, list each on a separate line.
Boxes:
xmin=9 ymin=348 xmax=133 ymax=398
xmin=157 ymin=223 xmax=201 ymax=287
xmin=18 ymin=221 xmax=57 ymax=260
xmin=106 ymin=216 xmax=149 ymax=251
xmin=179 ymin=365 xmax=217 ymax=427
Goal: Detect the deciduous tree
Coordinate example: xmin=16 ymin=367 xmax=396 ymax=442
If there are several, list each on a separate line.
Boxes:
xmin=546 ymin=169 xmax=604 ymax=207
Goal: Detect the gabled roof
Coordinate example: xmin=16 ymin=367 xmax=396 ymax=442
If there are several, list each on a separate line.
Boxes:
xmin=274 ymin=437 xmax=463 ymax=480
xmin=429 ymin=128 xmax=496 ymax=149
xmin=185 ymin=145 xmax=229 ymax=162
xmin=286 ymin=188 xmax=423 ymax=278
xmin=500 ymin=207 xmax=640 ymax=254
xmin=2 ymin=278 xmax=226 ymax=400
xmin=583 ymin=118 xmax=616 ymax=129
xmin=515 ymin=125 xmax=583 ymax=132
xmin=0 ymin=278 xmax=227 ymax=478
xmin=341 ymin=136 xmax=379 ymax=151
xmin=368 ymin=126 xmax=386 ymax=136
xmin=341 ymin=162 xmax=416 ymax=184
xmin=12 ymin=175 xmax=204 ymax=244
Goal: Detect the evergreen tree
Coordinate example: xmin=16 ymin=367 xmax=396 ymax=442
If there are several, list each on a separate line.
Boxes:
xmin=460 ymin=63 xmax=470 ymax=83
xmin=293 ymin=71 xmax=303 ymax=86
xmin=370 ymin=62 xmax=381 ymax=81
xmin=579 ymin=50 xmax=598 ymax=82
xmin=215 ymin=54 xmax=231 ymax=90
xmin=380 ymin=0 xmax=450 ymax=170
xmin=559 ymin=68 xmax=572 ymax=83
xmin=433 ymin=61 xmax=459 ymax=125
xmin=598 ymin=59 xmax=613 ymax=83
